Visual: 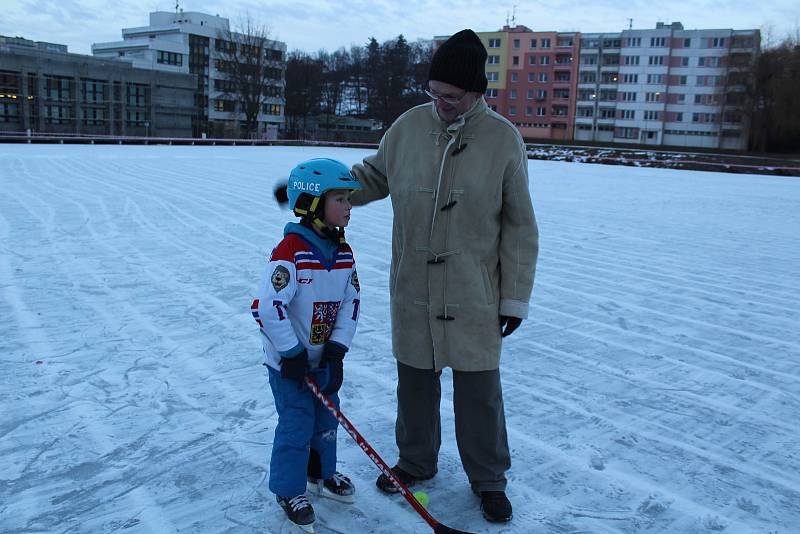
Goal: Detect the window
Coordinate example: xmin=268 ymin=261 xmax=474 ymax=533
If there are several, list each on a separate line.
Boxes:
xmin=488 ymin=38 xmax=501 ymax=48
xmin=616 ymin=127 xmax=638 ymax=138
xmin=537 ymin=90 xmax=547 ymax=100
xmin=487 ymin=55 xmax=500 ymax=64
xmin=510 ymin=89 xmax=517 ymax=99
xmin=647 ymin=74 xmax=665 ymax=84
xmin=582 ymin=38 xmax=599 ymax=48
xmin=601 ymin=72 xmax=619 ymax=84
xmin=525 ymin=106 xmax=533 ymax=116
xmin=644 ymin=110 xmax=661 ymax=120
xmin=126 ymin=83 xmax=148 ymax=107
xmin=674 ymin=112 xmax=683 ymax=122
xmin=554 ymin=88 xmax=570 ymax=99
xmin=578 ymin=89 xmax=596 ymax=100
xmin=676 ymin=93 xmax=686 ymax=103
xmin=555 ymin=72 xmax=571 ymax=82
xmin=599 ymin=89 xmax=617 ymax=101
xmin=528 ymin=72 xmax=535 ymax=82
xmin=552 ymin=106 xmax=568 ymax=116
xmin=262 ymin=103 xmax=282 ymax=115
xmin=603 ymin=38 xmax=621 ymax=48
xmin=577 ymin=106 xmax=593 ymax=117
xmin=680 ymin=57 xmax=690 ymax=67
xmin=625 ymin=37 xmax=642 ymax=47
xmin=648 ymin=56 xmax=665 ymax=65
xmin=44 ymin=104 xmax=72 ymax=124
xmin=45 ymin=76 xmax=71 ymax=101
xmin=157 ymin=50 xmax=183 ymax=66
xmin=512 ymin=56 xmax=520 ymax=65
xmin=526 ymin=89 xmax=534 ymax=99
xmin=81 ymin=107 xmax=106 ymax=126
xmin=619 ymin=109 xmax=635 ymax=119
xmin=581 ymin=71 xmax=597 ymax=83
xmin=650 ymin=37 xmax=667 ymax=47
xmin=620 ymin=91 xmax=637 ymax=101
xmin=487 ymin=71 xmax=499 ymax=82
xmin=0 ymin=102 xmax=20 ymax=123
xmin=530 ymin=39 xmax=537 ymax=48
xmin=599 ymin=107 xmax=615 ymax=119
xmin=511 ymin=72 xmax=518 ymax=82
xmin=677 ymin=75 xmax=688 ymax=85
xmin=540 ymin=56 xmax=550 ymax=65
xmin=683 ymin=38 xmax=691 ymax=47
xmin=541 ymin=38 xmax=551 ymax=48
xmin=528 ymin=56 xmax=536 ymax=66
xmin=557 ymin=38 xmax=574 ymax=47
xmin=698 ymin=56 xmax=720 ymax=67
xmin=536 ymin=106 xmax=547 ymax=116
xmin=623 ymin=55 xmax=640 ymax=65
xmin=509 ymin=105 xmax=517 ymax=116
xmin=513 ymin=39 xmax=520 ymax=49
xmin=81 ymin=79 xmax=105 ymax=104
xmin=539 ymin=72 xmax=548 ymax=82
xmin=622 ymin=73 xmax=638 ymax=83
xmin=214 ymin=98 xmax=235 ymax=112
xmin=711 ymin=37 xmax=725 ymax=48
xmin=645 ymin=92 xmax=662 ymax=102
xmin=486 ymin=88 xmax=498 ymax=98
xmin=582 ymin=55 xmax=598 ymax=65
xmin=602 ymin=54 xmax=620 ymax=65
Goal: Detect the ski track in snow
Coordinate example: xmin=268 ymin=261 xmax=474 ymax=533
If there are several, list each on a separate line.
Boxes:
xmin=1 ymin=145 xmax=799 ymax=534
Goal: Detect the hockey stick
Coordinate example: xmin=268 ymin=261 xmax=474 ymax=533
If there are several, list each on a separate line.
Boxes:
xmin=305 ymin=376 xmax=475 ymax=534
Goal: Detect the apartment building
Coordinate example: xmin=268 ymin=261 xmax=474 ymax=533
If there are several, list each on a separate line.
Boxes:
xmin=0 ymin=35 xmax=195 ymax=137
xmin=480 ymin=26 xmax=580 ymax=141
xmin=92 ymin=11 xmax=286 ymax=138
xmin=576 ymin=22 xmax=759 ymax=150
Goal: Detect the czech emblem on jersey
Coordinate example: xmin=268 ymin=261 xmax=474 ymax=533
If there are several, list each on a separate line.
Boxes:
xmin=271 ymin=266 xmax=290 ymax=292
xmin=350 ymin=270 xmax=360 ymax=292
xmin=310 ymin=301 xmax=340 ymax=345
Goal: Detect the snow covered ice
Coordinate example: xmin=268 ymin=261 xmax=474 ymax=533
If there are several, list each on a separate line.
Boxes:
xmin=1 ymin=144 xmax=799 ymax=533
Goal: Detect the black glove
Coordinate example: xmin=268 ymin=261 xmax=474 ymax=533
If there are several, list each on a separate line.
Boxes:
xmin=499 ymin=315 xmax=522 ymax=337
xmin=280 ymin=349 xmax=309 ymax=381
xmin=319 ymin=342 xmax=347 ymax=394
xmin=274 ymin=183 xmax=289 ymax=206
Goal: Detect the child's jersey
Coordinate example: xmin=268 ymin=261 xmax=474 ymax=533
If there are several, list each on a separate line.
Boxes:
xmin=252 ymin=224 xmax=360 ymax=371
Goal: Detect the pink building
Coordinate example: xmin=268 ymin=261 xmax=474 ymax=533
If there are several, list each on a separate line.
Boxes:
xmin=483 ymin=26 xmax=580 ymax=141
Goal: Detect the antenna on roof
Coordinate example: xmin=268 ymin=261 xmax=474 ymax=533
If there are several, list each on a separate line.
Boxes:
xmin=628 ymin=18 xmax=633 ymax=30
xmin=511 ymin=5 xmax=517 ymax=27
xmin=505 ymin=10 xmax=509 ymax=27
xmin=175 ymin=1 xmax=180 ymax=13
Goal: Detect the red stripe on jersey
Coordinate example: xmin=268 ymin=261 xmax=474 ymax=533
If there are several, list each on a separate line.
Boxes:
xmin=296 ymin=261 xmax=354 ymax=270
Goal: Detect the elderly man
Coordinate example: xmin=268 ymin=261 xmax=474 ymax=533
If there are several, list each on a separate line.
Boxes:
xmin=349 ymin=29 xmax=539 ymax=523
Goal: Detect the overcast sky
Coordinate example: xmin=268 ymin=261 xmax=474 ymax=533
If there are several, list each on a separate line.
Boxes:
xmin=3 ymin=0 xmax=798 ymax=55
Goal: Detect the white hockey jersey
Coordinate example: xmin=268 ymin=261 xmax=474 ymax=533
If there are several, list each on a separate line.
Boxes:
xmin=252 ymin=228 xmax=360 ymax=372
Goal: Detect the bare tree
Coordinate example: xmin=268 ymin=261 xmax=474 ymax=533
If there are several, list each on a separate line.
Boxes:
xmin=216 ymin=17 xmax=281 ymax=138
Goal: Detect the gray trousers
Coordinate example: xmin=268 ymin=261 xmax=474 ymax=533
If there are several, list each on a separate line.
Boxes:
xmin=395 ymin=361 xmax=511 ymax=492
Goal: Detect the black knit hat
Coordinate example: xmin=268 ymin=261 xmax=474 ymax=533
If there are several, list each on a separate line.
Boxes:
xmin=428 ymin=29 xmax=488 ymax=93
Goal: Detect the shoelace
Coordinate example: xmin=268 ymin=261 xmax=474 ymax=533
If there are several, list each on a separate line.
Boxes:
xmin=287 ymin=495 xmax=311 ymax=511
xmin=329 ymin=472 xmax=351 ymax=488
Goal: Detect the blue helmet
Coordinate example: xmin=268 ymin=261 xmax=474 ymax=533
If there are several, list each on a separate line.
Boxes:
xmin=287 ymin=158 xmax=362 ymax=219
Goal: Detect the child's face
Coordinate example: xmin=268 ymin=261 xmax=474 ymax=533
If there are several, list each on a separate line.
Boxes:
xmin=323 ymin=190 xmax=353 ymax=228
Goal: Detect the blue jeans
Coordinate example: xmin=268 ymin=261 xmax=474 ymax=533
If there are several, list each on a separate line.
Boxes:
xmin=268 ymin=366 xmax=339 ymax=497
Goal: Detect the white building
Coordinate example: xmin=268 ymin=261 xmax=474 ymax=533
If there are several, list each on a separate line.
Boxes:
xmin=93 ymin=11 xmax=286 ymax=138
xmin=575 ymin=22 xmax=759 ymax=150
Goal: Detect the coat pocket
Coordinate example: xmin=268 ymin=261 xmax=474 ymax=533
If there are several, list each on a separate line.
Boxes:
xmin=480 ymin=261 xmax=497 ymax=305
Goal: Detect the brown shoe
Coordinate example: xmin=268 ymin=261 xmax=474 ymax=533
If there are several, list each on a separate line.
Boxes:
xmin=375 ymin=465 xmax=435 ymax=494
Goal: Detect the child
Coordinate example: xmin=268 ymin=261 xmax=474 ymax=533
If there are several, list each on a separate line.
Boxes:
xmin=251 ymin=158 xmax=362 ymax=532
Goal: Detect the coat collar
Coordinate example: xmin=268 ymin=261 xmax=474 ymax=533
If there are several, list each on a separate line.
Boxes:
xmin=430 ymin=97 xmax=488 ymax=133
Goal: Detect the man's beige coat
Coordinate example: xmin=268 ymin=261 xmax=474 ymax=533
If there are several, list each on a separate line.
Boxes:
xmin=351 ymin=99 xmax=539 ymax=371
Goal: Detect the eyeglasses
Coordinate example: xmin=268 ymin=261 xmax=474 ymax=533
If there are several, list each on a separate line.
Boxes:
xmin=424 ymin=89 xmax=467 ymax=106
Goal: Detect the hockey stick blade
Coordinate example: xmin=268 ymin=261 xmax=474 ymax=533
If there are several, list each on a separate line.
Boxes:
xmin=305 ymin=376 xmax=475 ymax=534
xmin=434 ymin=525 xmax=475 ymax=534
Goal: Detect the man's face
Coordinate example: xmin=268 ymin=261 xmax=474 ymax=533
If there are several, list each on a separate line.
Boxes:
xmin=428 ymin=80 xmax=480 ymax=124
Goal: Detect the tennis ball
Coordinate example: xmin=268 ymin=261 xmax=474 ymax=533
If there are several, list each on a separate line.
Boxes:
xmin=413 ymin=490 xmax=429 ymax=508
